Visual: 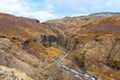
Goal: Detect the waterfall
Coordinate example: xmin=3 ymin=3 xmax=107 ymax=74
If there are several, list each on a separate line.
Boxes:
xmin=55 ymin=49 xmax=97 ymax=80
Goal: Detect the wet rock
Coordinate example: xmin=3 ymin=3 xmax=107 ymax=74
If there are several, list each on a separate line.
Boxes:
xmin=41 ymin=35 xmax=58 ymax=47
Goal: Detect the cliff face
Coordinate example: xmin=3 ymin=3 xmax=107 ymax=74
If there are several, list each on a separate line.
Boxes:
xmin=67 ymin=34 xmax=120 ymax=80
xmin=0 ymin=13 xmax=80 ymax=80
xmin=0 ymin=13 xmax=120 ymax=80
xmin=44 ymin=14 xmax=120 ymax=80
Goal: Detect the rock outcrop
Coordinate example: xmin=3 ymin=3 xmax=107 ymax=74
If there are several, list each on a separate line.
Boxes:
xmin=0 ymin=12 xmax=120 ymax=80
xmin=45 ymin=14 xmax=120 ymax=80
xmin=0 ymin=13 xmax=79 ymax=80
xmin=0 ymin=65 xmax=33 ymax=80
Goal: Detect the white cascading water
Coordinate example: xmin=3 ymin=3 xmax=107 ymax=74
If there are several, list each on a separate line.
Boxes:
xmin=55 ymin=49 xmax=96 ymax=80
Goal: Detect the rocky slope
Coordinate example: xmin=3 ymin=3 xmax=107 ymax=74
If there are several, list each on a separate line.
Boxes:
xmin=44 ymin=14 xmax=120 ymax=80
xmin=0 ymin=65 xmax=33 ymax=80
xmin=0 ymin=13 xmax=80 ymax=80
xmin=0 ymin=12 xmax=120 ymax=80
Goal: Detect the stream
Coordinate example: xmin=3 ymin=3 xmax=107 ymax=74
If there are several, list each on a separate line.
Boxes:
xmin=55 ymin=49 xmax=97 ymax=80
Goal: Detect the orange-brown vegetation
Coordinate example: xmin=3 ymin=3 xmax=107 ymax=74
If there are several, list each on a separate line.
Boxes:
xmin=0 ymin=12 xmax=120 ymax=80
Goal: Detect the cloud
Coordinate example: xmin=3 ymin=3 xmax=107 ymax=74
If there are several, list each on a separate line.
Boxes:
xmin=0 ymin=0 xmax=120 ymax=22
xmin=18 ymin=11 xmax=59 ymax=22
xmin=48 ymin=0 xmax=120 ymax=14
xmin=0 ymin=0 xmax=59 ymax=22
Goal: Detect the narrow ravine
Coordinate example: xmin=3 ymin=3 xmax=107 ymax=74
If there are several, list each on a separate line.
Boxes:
xmin=55 ymin=49 xmax=97 ymax=80
xmin=56 ymin=50 xmax=72 ymax=63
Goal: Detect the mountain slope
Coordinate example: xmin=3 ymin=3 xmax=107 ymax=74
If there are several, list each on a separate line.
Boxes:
xmin=89 ymin=12 xmax=120 ymax=16
xmin=44 ymin=13 xmax=120 ymax=80
xmin=0 ymin=12 xmax=120 ymax=80
xmin=0 ymin=65 xmax=33 ymax=80
xmin=0 ymin=13 xmax=79 ymax=80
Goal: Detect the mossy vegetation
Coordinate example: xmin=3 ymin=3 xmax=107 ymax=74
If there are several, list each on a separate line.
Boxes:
xmin=0 ymin=50 xmax=4 ymax=53
xmin=44 ymin=47 xmax=64 ymax=62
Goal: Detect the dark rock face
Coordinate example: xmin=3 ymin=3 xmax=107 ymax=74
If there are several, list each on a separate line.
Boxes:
xmin=44 ymin=14 xmax=120 ymax=80
xmin=41 ymin=35 xmax=58 ymax=47
xmin=23 ymin=40 xmax=30 ymax=53
xmin=0 ymin=12 xmax=120 ymax=80
xmin=0 ymin=13 xmax=78 ymax=80
xmin=68 ymin=34 xmax=120 ymax=80
xmin=0 ymin=38 xmax=41 ymax=79
xmin=105 ymin=38 xmax=120 ymax=70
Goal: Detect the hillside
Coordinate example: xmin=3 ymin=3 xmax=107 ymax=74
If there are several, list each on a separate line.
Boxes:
xmin=44 ymin=13 xmax=120 ymax=80
xmin=0 ymin=65 xmax=33 ymax=80
xmin=89 ymin=12 xmax=120 ymax=16
xmin=0 ymin=12 xmax=120 ymax=80
xmin=0 ymin=13 xmax=80 ymax=80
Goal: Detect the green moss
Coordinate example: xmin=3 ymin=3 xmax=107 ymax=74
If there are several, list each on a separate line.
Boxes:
xmin=0 ymin=50 xmax=4 ymax=53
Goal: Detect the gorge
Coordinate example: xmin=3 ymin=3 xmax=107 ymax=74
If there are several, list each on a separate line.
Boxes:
xmin=0 ymin=12 xmax=120 ymax=80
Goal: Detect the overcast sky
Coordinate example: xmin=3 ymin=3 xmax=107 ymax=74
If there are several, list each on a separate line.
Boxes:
xmin=0 ymin=0 xmax=120 ymax=22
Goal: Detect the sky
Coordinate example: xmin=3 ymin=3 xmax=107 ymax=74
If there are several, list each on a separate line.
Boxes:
xmin=0 ymin=0 xmax=120 ymax=22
